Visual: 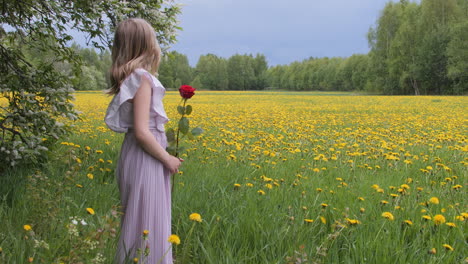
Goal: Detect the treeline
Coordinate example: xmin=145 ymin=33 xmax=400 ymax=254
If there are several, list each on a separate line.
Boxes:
xmin=68 ymin=0 xmax=467 ymax=95
xmin=366 ymin=0 xmax=468 ymax=95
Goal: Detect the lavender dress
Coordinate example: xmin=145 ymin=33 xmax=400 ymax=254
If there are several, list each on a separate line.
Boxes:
xmin=105 ymin=68 xmax=172 ymax=264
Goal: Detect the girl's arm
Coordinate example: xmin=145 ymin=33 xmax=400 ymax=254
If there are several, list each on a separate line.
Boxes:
xmin=133 ymin=75 xmax=182 ymax=174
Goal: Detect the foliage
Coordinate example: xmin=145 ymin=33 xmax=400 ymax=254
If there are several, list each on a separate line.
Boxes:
xmin=367 ymin=0 xmax=467 ymax=95
xmin=0 ymin=0 xmax=181 ymax=170
xmin=159 ymin=51 xmax=193 ymax=89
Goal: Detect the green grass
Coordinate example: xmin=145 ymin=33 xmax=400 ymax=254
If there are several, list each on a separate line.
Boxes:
xmin=0 ymin=92 xmax=466 ymax=263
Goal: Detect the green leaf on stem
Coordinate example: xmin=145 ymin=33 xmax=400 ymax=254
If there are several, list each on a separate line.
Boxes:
xmin=166 ymin=145 xmax=177 ymax=156
xmin=177 ymin=105 xmax=185 ymax=115
xmin=178 ymin=117 xmax=189 ymax=134
xmin=177 ymin=146 xmax=186 ymax=154
xmin=191 ymin=127 xmax=204 ymax=136
xmin=166 ymin=128 xmax=175 ymax=143
xmin=185 ymin=105 xmax=193 ymax=115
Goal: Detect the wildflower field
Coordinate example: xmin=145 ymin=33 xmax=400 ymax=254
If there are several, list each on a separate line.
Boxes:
xmin=0 ymin=91 xmax=467 ymax=263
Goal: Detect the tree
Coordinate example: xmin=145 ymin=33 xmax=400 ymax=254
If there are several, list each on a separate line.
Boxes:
xmin=195 ymin=54 xmax=228 ymax=90
xmin=159 ymin=51 xmax=193 ymax=89
xmin=446 ymin=20 xmax=468 ymax=94
xmin=367 ymin=2 xmax=404 ymax=94
xmin=0 ymin=0 xmax=181 ymax=169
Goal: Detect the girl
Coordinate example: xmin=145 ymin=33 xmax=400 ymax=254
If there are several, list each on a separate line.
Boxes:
xmin=105 ymin=18 xmax=181 ymax=264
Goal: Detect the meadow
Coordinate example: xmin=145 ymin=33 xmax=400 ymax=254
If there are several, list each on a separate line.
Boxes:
xmin=0 ymin=91 xmax=467 ymax=263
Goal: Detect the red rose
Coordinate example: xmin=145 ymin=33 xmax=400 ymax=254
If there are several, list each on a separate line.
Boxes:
xmin=179 ymin=85 xmax=196 ymax=99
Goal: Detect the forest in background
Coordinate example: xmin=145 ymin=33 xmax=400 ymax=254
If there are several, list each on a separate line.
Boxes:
xmin=58 ymin=0 xmax=467 ymax=95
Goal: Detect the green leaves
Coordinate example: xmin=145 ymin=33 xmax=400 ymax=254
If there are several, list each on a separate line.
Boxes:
xmin=177 ymin=105 xmax=193 ymax=116
xmin=166 ymin=101 xmax=203 ymax=157
xmin=191 ymin=127 xmax=203 ymax=136
xmin=178 ymin=117 xmax=189 ymax=134
xmin=185 ymin=105 xmax=193 ymax=115
xmin=166 ymin=128 xmax=175 ymax=142
xmin=177 ymin=105 xmax=185 ymax=115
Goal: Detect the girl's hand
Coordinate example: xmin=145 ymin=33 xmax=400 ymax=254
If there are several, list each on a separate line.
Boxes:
xmin=163 ymin=155 xmax=183 ymax=174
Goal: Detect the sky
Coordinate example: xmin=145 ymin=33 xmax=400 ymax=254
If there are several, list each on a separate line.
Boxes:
xmin=169 ymin=0 xmax=402 ymax=66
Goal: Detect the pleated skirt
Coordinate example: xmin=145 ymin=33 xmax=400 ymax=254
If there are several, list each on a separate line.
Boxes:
xmin=115 ymin=129 xmax=172 ymax=264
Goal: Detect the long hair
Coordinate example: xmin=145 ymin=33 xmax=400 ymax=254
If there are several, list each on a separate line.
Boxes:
xmin=108 ymin=18 xmax=161 ymax=95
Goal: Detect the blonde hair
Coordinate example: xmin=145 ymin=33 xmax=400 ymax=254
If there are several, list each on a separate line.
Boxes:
xmin=108 ymin=18 xmax=161 ymax=95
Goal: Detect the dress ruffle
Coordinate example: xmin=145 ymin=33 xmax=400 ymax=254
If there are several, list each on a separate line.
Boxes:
xmin=105 ymin=68 xmax=169 ymax=133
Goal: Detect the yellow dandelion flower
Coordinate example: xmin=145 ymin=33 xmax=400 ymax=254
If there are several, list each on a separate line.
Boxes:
xmin=381 ymin=212 xmax=394 ymax=221
xmin=86 ymin=208 xmax=95 ymax=215
xmin=316 ymin=188 xmax=323 ymax=192
xmin=371 ymin=184 xmax=379 ymax=190
xmin=257 ymin=189 xmax=265 ymax=195
xmin=381 ymin=200 xmax=388 ymax=205
xmin=87 ymin=173 xmax=94 ymax=179
xmin=143 ymin=230 xmax=149 ymax=236
xmin=429 ymin=197 xmax=439 ymax=205
xmin=433 ymin=214 xmax=446 ymax=225
xmin=345 ymin=218 xmax=361 ymax=225
xmin=360 ymin=207 xmax=365 ymax=213
xmin=422 ymin=215 xmax=431 ymax=221
xmin=304 ymin=219 xmax=314 ymax=223
xmin=358 ymin=197 xmax=365 ymax=201
xmin=377 ymin=188 xmax=384 ymax=193
xmin=133 ymin=258 xmax=139 ymax=263
xmin=442 ymin=244 xmax=454 ymax=251
xmin=189 ymin=213 xmax=202 ymax=223
xmin=168 ymin=234 xmax=181 ymax=245
xmin=233 ymin=183 xmax=241 ymax=189
xmin=428 ymin=248 xmax=436 ymax=255
xmin=321 ymin=203 xmax=328 ymax=208
xmin=320 ymin=216 xmax=326 ymax=224
xmin=446 ymin=222 xmax=456 ymax=228
xmin=404 ymin=220 xmax=413 ymax=226
xmin=23 ymin=225 xmax=32 ymax=231
xmin=96 ymin=150 xmax=103 ymax=154
xmin=246 ymin=183 xmax=253 ymax=187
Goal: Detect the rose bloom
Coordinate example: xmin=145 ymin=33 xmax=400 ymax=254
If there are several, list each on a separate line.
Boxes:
xmin=179 ymin=85 xmax=196 ymax=99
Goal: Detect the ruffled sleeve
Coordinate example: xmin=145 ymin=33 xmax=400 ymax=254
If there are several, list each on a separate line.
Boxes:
xmin=104 ymin=68 xmax=169 ymax=133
